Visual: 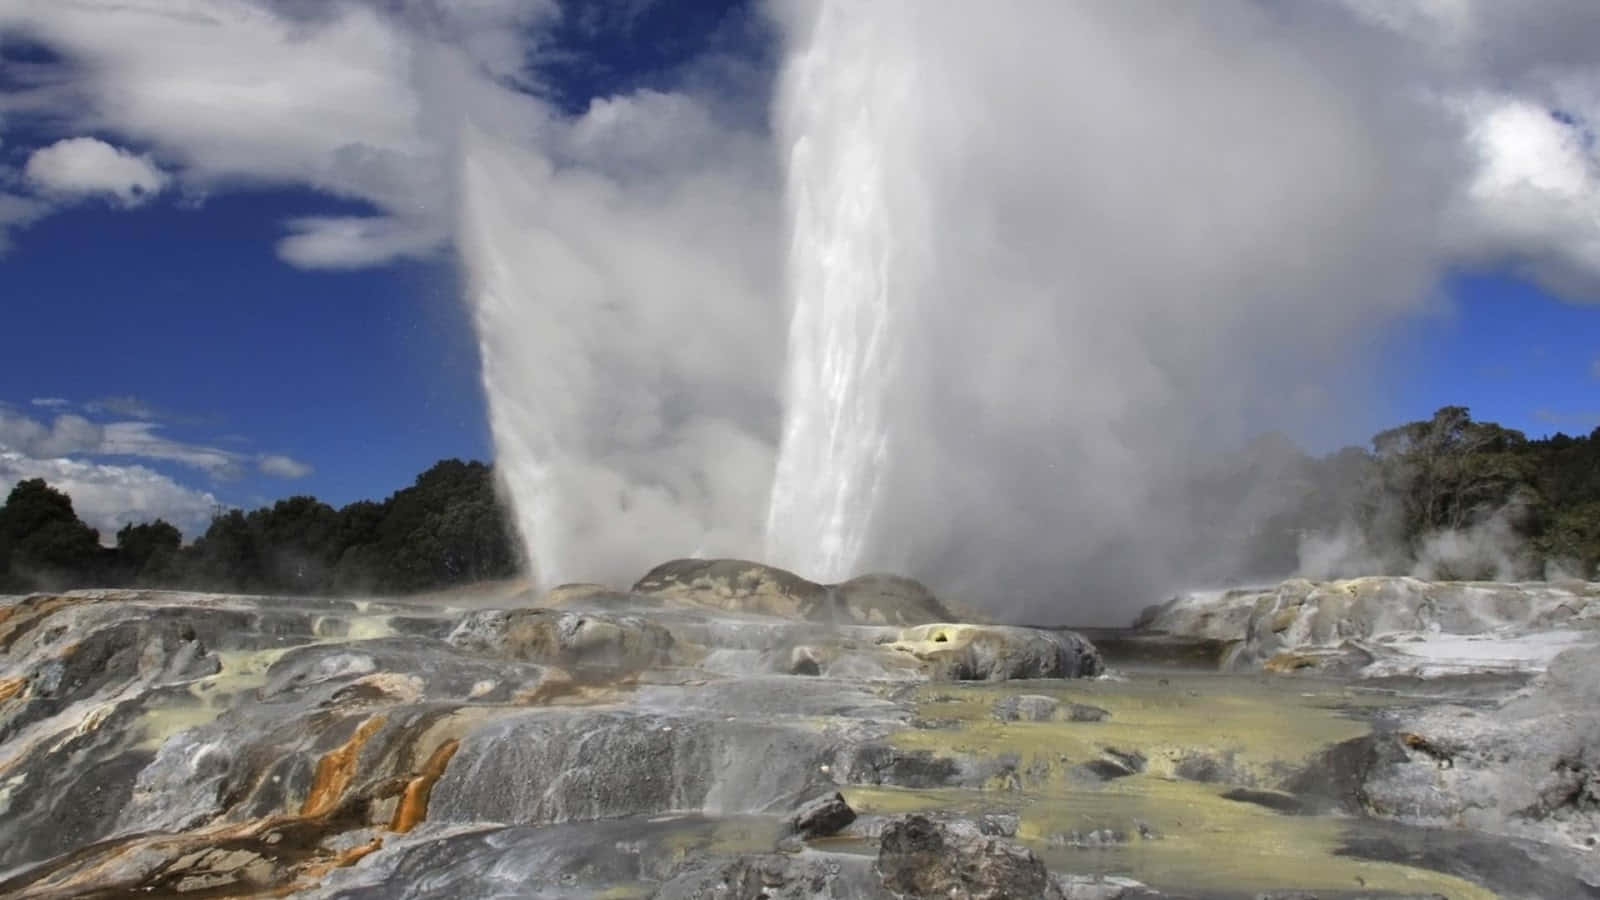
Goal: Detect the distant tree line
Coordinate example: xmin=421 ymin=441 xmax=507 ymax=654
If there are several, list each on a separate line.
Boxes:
xmin=1201 ymin=406 xmax=1600 ymax=581
xmin=0 ymin=459 xmax=520 ymax=595
xmin=3 ymin=410 xmax=1598 ymax=595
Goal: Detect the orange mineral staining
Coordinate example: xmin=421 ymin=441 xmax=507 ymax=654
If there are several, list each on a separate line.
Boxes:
xmin=388 ymin=739 xmax=460 ymax=834
xmin=301 ymin=715 xmax=386 ymax=817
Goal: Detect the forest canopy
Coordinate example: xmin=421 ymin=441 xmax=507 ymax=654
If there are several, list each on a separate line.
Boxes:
xmin=0 ymin=459 xmax=519 ymax=595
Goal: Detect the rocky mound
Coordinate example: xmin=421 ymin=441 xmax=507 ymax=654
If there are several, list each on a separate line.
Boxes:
xmin=1292 ymin=646 xmax=1600 ymax=861
xmin=1136 ymin=576 xmax=1600 ymax=678
xmin=631 ymin=557 xmax=957 ymax=624
xmin=886 ymin=624 xmax=1103 ymax=681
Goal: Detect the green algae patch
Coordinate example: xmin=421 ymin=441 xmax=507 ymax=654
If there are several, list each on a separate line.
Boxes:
xmin=842 ymin=784 xmax=998 ymax=816
xmin=861 ymin=672 xmax=1494 ymax=898
xmin=136 ymin=646 xmax=294 ymax=750
xmin=894 ymin=672 xmax=1381 ymax=787
xmin=134 ymin=613 xmax=403 ymax=751
xmin=1021 ymin=778 xmax=1493 ymax=899
xmin=843 ymin=780 xmax=1491 ymax=899
xmin=658 ymin=815 xmax=788 ymax=858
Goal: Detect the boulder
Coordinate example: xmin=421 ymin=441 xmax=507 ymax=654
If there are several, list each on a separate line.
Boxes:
xmin=657 ymin=851 xmax=891 ymax=900
xmin=446 ymin=608 xmax=673 ymax=671
xmin=539 ymin=582 xmax=646 ymax=609
xmin=1137 ymin=577 xmax=1600 ymax=677
xmin=633 ymin=558 xmax=831 ymax=619
xmin=631 ymin=558 xmax=957 ymax=625
xmin=876 ymin=814 xmax=1065 ymax=899
xmin=789 ymin=791 xmax=857 ymax=838
xmin=1054 ymin=874 xmax=1168 ymax=899
xmin=991 ymin=695 xmax=1110 ymax=723
xmin=1287 ymin=646 xmax=1600 ymax=852
xmin=993 ymin=694 xmax=1061 ymax=721
xmin=888 ymin=624 xmax=1103 ymax=681
xmin=832 ymin=573 xmax=957 ymax=625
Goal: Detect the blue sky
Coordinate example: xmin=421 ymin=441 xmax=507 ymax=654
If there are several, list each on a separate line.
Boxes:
xmin=1381 ymin=273 xmax=1599 ymax=441
xmin=0 ymin=0 xmax=1598 ymax=547
xmin=2 ymin=189 xmax=487 ymax=509
xmin=0 ymin=0 xmax=761 ymax=538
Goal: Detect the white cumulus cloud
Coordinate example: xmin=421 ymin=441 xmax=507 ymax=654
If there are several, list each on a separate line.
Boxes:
xmin=0 ymin=410 xmax=104 ymax=457
xmin=0 ymin=451 xmax=219 ymax=541
xmin=24 ymin=137 xmax=170 ymax=206
xmin=258 ymin=454 xmax=312 ymax=479
xmin=1450 ymin=97 xmax=1600 ymax=299
xmin=276 ymin=216 xmax=442 ymax=269
xmin=0 ymin=409 xmax=273 ymax=481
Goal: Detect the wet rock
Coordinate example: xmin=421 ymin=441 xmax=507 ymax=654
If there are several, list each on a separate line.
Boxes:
xmin=1138 ymin=577 xmax=1600 ymax=678
xmin=1335 ymin=819 xmax=1600 ymax=900
xmin=1055 ymin=874 xmax=1169 ymax=899
xmin=540 ymin=582 xmax=642 ymax=609
xmin=1338 ymin=647 xmax=1600 ymax=851
xmin=1261 ymin=643 xmax=1374 ymax=676
xmin=789 ymin=792 xmax=857 ymax=838
xmin=1066 ymin=703 xmax=1112 ymax=722
xmin=889 ymin=624 xmax=1103 ymax=681
xmin=631 ymin=558 xmax=957 ymax=625
xmin=994 ymin=694 xmax=1060 ymax=721
xmin=446 ymin=607 xmax=673 ymax=671
xmin=789 ymin=645 xmax=823 ymax=676
xmin=1275 ymin=643 xmax=1600 ymax=877
xmin=1171 ymin=748 xmax=1260 ymax=787
xmin=832 ymin=573 xmax=957 ymax=625
xmin=4 ymin=581 xmax=1561 ymax=899
xmin=259 ymin=636 xmax=549 ymax=704
xmin=876 ymin=814 xmax=1065 ymax=900
xmin=979 ymin=813 xmax=1020 ymax=837
xmin=658 ymin=851 xmax=891 ymax=900
xmin=1077 ymin=747 xmax=1146 ymax=781
xmin=1221 ymin=788 xmax=1307 ymax=815
xmin=836 ymin=744 xmax=965 ymax=789
xmin=633 ymin=558 xmax=832 ymax=619
xmin=1049 ymin=828 xmax=1129 ymax=848
xmin=992 ymin=694 xmax=1113 ymax=723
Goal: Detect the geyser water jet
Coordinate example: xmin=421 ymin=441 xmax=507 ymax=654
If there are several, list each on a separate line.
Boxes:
xmin=764 ymin=0 xmax=917 ymax=583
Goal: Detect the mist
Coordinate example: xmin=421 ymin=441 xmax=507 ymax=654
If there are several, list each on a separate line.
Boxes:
xmin=442 ymin=1 xmax=1600 ymax=623
xmin=460 ymin=1 xmax=1464 ymax=622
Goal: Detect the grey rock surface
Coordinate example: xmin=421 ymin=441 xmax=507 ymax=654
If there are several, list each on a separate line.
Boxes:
xmin=1137 ymin=576 xmax=1600 ymax=678
xmin=8 ymin=567 xmax=1587 ymax=898
xmin=889 ymin=624 xmax=1103 ymax=680
xmin=790 ymin=792 xmax=858 ymax=838
xmin=1334 ymin=647 xmax=1600 ymax=859
xmin=876 ymin=813 xmax=1064 ymax=899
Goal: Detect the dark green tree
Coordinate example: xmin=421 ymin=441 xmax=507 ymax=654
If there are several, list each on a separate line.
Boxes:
xmin=0 ymin=479 xmax=104 ymax=590
xmin=115 ymin=519 xmax=182 ymax=585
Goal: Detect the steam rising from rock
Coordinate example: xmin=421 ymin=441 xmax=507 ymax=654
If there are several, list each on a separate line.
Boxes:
xmin=453 ymin=1 xmax=1600 ymax=621
xmin=456 ymin=104 xmax=781 ymax=587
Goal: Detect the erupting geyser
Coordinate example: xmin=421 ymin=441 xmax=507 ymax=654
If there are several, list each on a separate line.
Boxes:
xmin=459 ymin=0 xmax=1449 ymax=618
xmin=765 ymin=1 xmax=916 ymax=583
